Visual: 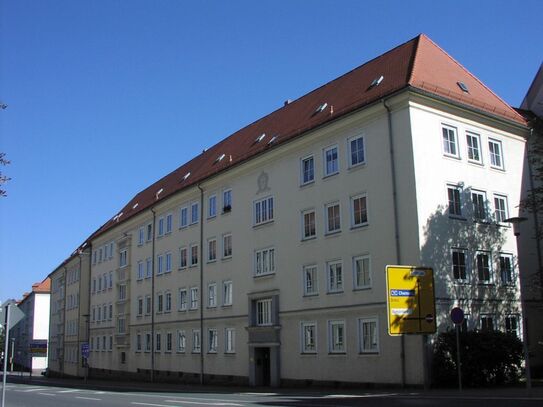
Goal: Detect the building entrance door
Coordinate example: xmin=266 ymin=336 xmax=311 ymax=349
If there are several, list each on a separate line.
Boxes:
xmin=254 ymin=347 xmax=271 ymax=386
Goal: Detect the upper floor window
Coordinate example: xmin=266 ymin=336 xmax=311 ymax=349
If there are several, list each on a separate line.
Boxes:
xmin=327 ymin=261 xmax=343 ymax=293
xmin=256 ymin=298 xmax=273 ymax=326
xmin=223 ymin=189 xmax=232 ymax=213
xmin=349 ymin=135 xmax=365 ymax=167
xmin=208 ymin=238 xmax=217 ymax=262
xmin=328 ymin=320 xmax=345 ymax=353
xmin=324 ymin=145 xmax=339 ymax=176
xmin=166 ymin=214 xmax=172 ymax=234
xmin=302 ymin=209 xmax=316 ymax=240
xmin=488 ymin=139 xmax=504 ymax=169
xmin=190 ymin=287 xmax=199 ymax=310
xmin=192 ymin=329 xmax=201 ymax=353
xmin=208 ymin=283 xmax=217 ymax=308
xmin=301 ymin=322 xmax=317 ymax=353
xmin=119 ymin=250 xmax=128 ymax=268
xmin=255 ymin=247 xmax=275 ymax=276
xmin=158 ymin=217 xmax=165 ymax=237
xmin=301 ymin=155 xmax=315 ymax=185
xmin=165 ymin=291 xmax=172 ymax=312
xmin=303 ymin=265 xmax=318 ymax=296
xmin=146 ymin=223 xmax=153 ymax=241
xmin=466 ymin=132 xmax=482 ymax=163
xmin=137 ymin=261 xmax=144 ymax=280
xmin=505 ymin=315 xmax=519 ymax=337
xmin=325 ymin=202 xmax=341 ymax=234
xmin=452 ymin=248 xmax=467 ymax=281
xmin=351 ymin=195 xmax=368 ymax=227
xmin=178 ymin=289 xmax=187 ymax=311
xmin=472 ymin=190 xmax=487 ymax=221
xmin=191 ymin=202 xmax=199 ymax=224
xmin=353 ymin=255 xmax=371 ymax=289
xmin=146 ymin=257 xmax=152 ymax=278
xmin=208 ymin=195 xmax=217 ymax=218
xmin=442 ymin=125 xmax=458 ymax=158
xmin=208 ymin=329 xmax=218 ymax=353
xmin=359 ymin=318 xmax=379 ymax=353
xmin=480 ymin=315 xmax=494 ymax=331
xmin=448 ymin=185 xmax=462 ymax=217
xmin=225 ymin=328 xmax=235 ymax=353
xmin=223 ymin=280 xmax=233 ymax=306
xmin=254 ymin=196 xmax=274 ymax=225
xmin=157 ymin=254 xmax=164 ymax=274
xmin=190 ymin=244 xmax=199 ymax=267
xmin=165 ymin=252 xmax=172 ymax=273
xmin=180 ymin=206 xmax=188 ymax=228
xmin=494 ymin=195 xmax=508 ymax=223
xmin=476 ymin=251 xmax=492 ymax=283
xmin=499 ymin=253 xmax=514 ymax=285
xmin=138 ymin=227 xmax=144 ymax=245
xmin=223 ymin=234 xmax=232 ymax=258
xmin=179 ymin=247 xmax=187 ymax=269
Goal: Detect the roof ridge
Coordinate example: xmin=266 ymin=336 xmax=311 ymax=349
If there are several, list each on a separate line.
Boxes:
xmin=407 ymin=33 xmax=423 ymax=84
xmin=416 ymin=34 xmax=525 ymax=122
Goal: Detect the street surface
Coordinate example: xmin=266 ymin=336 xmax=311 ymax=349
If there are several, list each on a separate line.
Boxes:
xmin=1 ymin=381 xmax=543 ymax=407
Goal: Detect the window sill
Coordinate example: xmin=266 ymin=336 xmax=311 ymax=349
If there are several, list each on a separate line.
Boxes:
xmin=178 ymin=267 xmax=187 ymax=271
xmin=253 ymin=220 xmax=274 ymax=229
xmin=328 ymin=352 xmax=346 ymax=355
xmin=300 ymin=180 xmax=315 ymax=188
xmin=222 ymin=304 xmax=233 ymax=308
xmin=178 ymin=308 xmax=187 ymax=312
xmin=325 ymin=230 xmax=341 ymax=237
xmin=323 ymin=171 xmax=339 ymax=180
xmin=207 ymin=351 xmax=217 ymax=355
xmin=207 ymin=259 xmax=217 ymax=264
xmin=224 ymin=351 xmax=236 ymax=355
xmin=176 ymin=351 xmax=186 ymax=354
xmin=327 ymin=290 xmax=344 ymax=295
xmin=442 ymin=153 xmax=461 ymax=160
xmin=206 ymin=306 xmax=217 ymax=310
xmin=350 ymin=223 xmax=369 ymax=230
xmin=353 ymin=286 xmax=371 ymax=292
xmin=448 ymin=215 xmax=467 ymax=221
xmin=348 ymin=162 xmax=366 ymax=171
xmin=300 ymin=352 xmax=317 ymax=355
xmin=254 ymin=272 xmax=275 ymax=279
xmin=301 ymin=236 xmax=317 ymax=242
xmin=489 ymin=165 xmax=505 ymax=172
xmin=477 ymin=282 xmax=494 ymax=286
xmin=359 ymin=351 xmax=379 ymax=356
xmin=303 ymin=293 xmax=319 ymax=298
xmin=222 ymin=256 xmax=232 ymax=262
xmin=467 ymin=160 xmax=484 ymax=167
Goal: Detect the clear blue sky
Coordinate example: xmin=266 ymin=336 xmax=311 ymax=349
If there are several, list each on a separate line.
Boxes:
xmin=1 ymin=0 xmax=541 ymax=301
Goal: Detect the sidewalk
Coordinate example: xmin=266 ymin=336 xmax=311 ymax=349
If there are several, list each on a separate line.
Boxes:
xmin=2 ymin=371 xmax=543 ymax=399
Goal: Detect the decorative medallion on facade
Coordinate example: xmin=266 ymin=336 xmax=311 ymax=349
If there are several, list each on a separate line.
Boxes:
xmin=256 ymin=172 xmax=270 ymax=194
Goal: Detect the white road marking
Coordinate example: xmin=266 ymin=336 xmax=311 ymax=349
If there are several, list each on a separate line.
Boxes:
xmin=21 ymin=388 xmax=47 ymax=392
xmin=76 ymin=396 xmax=102 ymax=401
xmin=58 ymin=389 xmax=80 ymax=393
xmin=131 ymin=403 xmax=172 ymax=407
xmin=38 ymin=393 xmax=57 ymax=396
xmin=165 ymin=399 xmax=243 ymax=406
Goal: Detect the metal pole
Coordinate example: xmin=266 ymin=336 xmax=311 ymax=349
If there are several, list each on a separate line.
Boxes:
xmin=455 ymin=324 xmax=462 ymax=392
xmin=9 ymin=340 xmax=14 ymax=372
xmin=2 ymin=303 xmax=12 ymax=407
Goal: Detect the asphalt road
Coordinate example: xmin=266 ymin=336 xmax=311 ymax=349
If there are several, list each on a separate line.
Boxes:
xmin=2 ymin=382 xmax=543 ymax=407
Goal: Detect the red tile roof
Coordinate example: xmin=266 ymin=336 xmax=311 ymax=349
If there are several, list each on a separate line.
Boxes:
xmin=72 ymin=34 xmax=528 ymax=248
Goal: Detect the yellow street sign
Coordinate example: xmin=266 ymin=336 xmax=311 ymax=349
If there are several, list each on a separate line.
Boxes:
xmin=386 ymin=265 xmax=436 ymax=336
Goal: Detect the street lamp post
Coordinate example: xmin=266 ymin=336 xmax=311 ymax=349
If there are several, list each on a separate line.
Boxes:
xmin=504 ymin=216 xmax=531 ymax=390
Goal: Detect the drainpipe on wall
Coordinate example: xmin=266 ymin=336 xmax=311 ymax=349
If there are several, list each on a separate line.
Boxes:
xmin=383 ymin=99 xmax=406 ymax=388
xmin=197 ymin=184 xmax=205 ymax=385
xmin=61 ymin=266 xmax=68 ymax=377
xmin=150 ymin=208 xmax=156 ymax=383
xmin=87 ymin=243 xmax=92 ymax=379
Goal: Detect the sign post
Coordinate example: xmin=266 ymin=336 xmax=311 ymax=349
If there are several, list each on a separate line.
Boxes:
xmin=81 ymin=342 xmax=89 ymax=383
xmin=450 ymin=307 xmax=464 ymax=392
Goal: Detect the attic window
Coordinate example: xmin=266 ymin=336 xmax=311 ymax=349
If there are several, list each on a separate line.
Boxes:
xmin=267 ymin=135 xmax=277 ymax=145
xmin=457 ymin=81 xmax=469 ymax=93
xmin=132 ymin=203 xmax=139 ymax=210
xmin=369 ymin=75 xmax=384 ymax=88
xmin=215 ymin=153 xmax=226 ymax=163
xmin=314 ymin=103 xmax=328 ymax=114
xmin=182 ymin=172 xmax=191 ymax=181
xmin=255 ymin=133 xmax=266 ymax=143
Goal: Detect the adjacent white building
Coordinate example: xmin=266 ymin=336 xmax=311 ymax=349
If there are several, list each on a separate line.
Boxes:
xmin=48 ymin=34 xmax=530 ymax=386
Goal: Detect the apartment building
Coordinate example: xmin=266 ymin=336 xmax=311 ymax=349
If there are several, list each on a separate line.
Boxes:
xmin=48 ymin=246 xmax=91 ymax=377
xmin=52 ymin=34 xmax=529 ymax=386
xmin=10 ymin=279 xmax=50 ymax=373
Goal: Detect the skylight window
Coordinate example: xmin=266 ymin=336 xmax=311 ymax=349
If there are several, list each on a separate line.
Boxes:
xmin=255 ymin=133 xmax=266 ymax=143
xmin=267 ymin=135 xmax=277 ymax=145
xmin=314 ymin=103 xmax=328 ymax=114
xmin=215 ymin=153 xmax=226 ymax=163
xmin=369 ymin=75 xmax=384 ymax=88
xmin=182 ymin=172 xmax=191 ymax=181
xmin=155 ymin=188 xmax=163 ymax=200
xmin=457 ymin=81 xmax=469 ymax=93
xmin=132 ymin=203 xmax=139 ymax=210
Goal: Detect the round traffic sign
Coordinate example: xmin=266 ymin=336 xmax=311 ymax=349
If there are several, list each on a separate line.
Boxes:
xmin=450 ymin=307 xmax=464 ymax=325
xmin=425 ymin=314 xmax=434 ymax=323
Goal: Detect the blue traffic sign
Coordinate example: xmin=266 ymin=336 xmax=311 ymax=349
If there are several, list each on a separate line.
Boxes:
xmin=450 ymin=307 xmax=465 ymax=325
xmin=81 ymin=343 xmax=89 ymax=359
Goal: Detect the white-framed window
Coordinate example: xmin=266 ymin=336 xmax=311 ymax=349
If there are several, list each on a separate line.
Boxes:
xmin=488 ymin=138 xmax=504 ymax=169
xmin=223 ymin=234 xmax=232 ymax=258
xmin=505 ymin=315 xmax=519 ymax=337
xmin=208 ymin=329 xmax=218 ymax=353
xmin=109 ymin=271 xmax=113 ymax=288
xmin=145 ymin=295 xmax=151 ymax=315
xmin=98 ymin=275 xmax=102 ymax=292
xmin=466 ymin=132 xmax=482 ymax=163
xmin=190 ymin=202 xmax=199 ymax=224
xmin=442 ymin=125 xmax=458 ymax=158
xmin=177 ymin=330 xmax=186 ymax=352
xmin=208 ymin=238 xmax=217 ymax=262
xmin=158 ymin=216 xmax=165 ymax=237
xmin=178 ymin=288 xmax=187 ymax=311
xmin=302 ymin=209 xmax=316 ymax=239
xmin=223 ymin=280 xmax=233 ymax=306
xmin=146 ymin=257 xmax=152 ymax=278
xmin=180 ymin=206 xmax=188 ymax=228
xmin=499 ymin=253 xmax=514 ymax=285
xmin=99 ymin=247 xmax=103 ymax=263
xmin=447 ymin=185 xmax=463 ymax=217
xmin=327 ymin=260 xmax=343 ymax=293
xmin=145 ymin=333 xmax=151 ymax=352
xmin=303 ymin=265 xmax=318 ymax=296
xmin=137 ymin=261 xmax=144 ymax=280
xmin=117 ymin=317 xmax=126 ymax=334
xmin=301 ymin=321 xmax=317 ymax=353
xmin=208 ymin=195 xmax=217 ymax=218
xmin=155 ymin=332 xmax=162 ymax=352
xmin=324 ymin=145 xmax=339 ymax=176
xmin=255 ymin=247 xmax=275 ymax=276
xmin=179 ymin=247 xmax=187 ymax=269
xmin=222 ymin=189 xmax=232 ymax=212
xmin=157 ymin=293 xmax=164 ymax=313
xmin=119 ymin=284 xmax=127 ymax=301
xmin=256 ymin=298 xmax=273 ymax=326
xmin=146 ymin=223 xmax=153 ymax=241
xmin=137 ymin=297 xmax=143 ymax=316
xmin=166 ymin=213 xmax=172 ymax=234
xmin=165 ymin=252 xmax=172 ymax=273
xmin=165 ymin=291 xmax=172 ymax=312
xmin=109 ymin=303 xmax=113 ymax=319
xmin=476 ymin=251 xmax=492 ymax=283
xmin=225 ymin=328 xmax=235 ymax=353
xmin=348 ymin=135 xmax=365 ymax=167
xmin=328 ymin=320 xmax=345 ymax=353
xmin=166 ymin=332 xmax=173 ymax=352
xmin=190 ymin=287 xmax=199 ymax=310
xmin=452 ymin=248 xmax=468 ymax=281
xmin=472 ymin=190 xmax=487 ymax=221
xmin=494 ymin=194 xmax=508 ymax=223
xmin=480 ymin=315 xmax=494 ymax=331
xmin=254 ymin=196 xmax=274 ymax=225
xmin=208 ymin=283 xmax=217 ymax=308
xmin=351 ymin=195 xmax=368 ymax=227
xmin=325 ymin=202 xmax=341 ymax=234
xmin=119 ymin=249 xmax=128 ymax=268
xmin=300 ymin=155 xmax=315 ymax=185
xmin=353 ymin=255 xmax=371 ymax=289
xmin=136 ymin=333 xmax=142 ymax=352
xmin=138 ymin=227 xmax=144 ymax=246
xmin=192 ymin=329 xmax=201 ymax=353
xmin=157 ymin=254 xmax=164 ymax=274
xmin=359 ymin=318 xmax=379 ymax=353
xmin=190 ymin=244 xmax=199 ymax=266
xmin=109 ymin=242 xmax=113 ymax=259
